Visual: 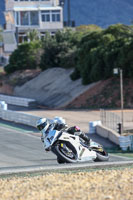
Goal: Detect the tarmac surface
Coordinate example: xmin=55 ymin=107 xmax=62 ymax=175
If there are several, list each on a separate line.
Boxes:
xmin=0 ymin=121 xmax=132 ymax=171
xmin=0 ymin=122 xmax=57 ymax=168
xmin=1 ymin=106 xmax=133 ymax=175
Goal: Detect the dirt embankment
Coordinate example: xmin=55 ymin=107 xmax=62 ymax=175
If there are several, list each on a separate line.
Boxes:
xmin=1 ymin=69 xmax=133 ymax=109
xmin=0 ymin=68 xmax=98 ymax=108
xmin=0 ymin=69 xmax=41 ymax=95
xmin=0 ymin=168 xmax=133 ymax=200
xmin=67 ymin=78 xmax=133 ymax=109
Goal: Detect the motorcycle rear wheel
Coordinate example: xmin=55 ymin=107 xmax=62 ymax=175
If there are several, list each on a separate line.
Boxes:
xmin=52 ymin=141 xmax=78 ymax=163
xmin=94 ymin=150 xmax=109 ymax=162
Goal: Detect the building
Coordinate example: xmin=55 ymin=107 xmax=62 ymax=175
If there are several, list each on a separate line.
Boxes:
xmin=3 ymin=0 xmax=63 ymax=56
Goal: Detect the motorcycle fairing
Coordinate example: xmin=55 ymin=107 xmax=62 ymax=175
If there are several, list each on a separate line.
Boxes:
xmin=43 ymin=129 xmax=60 ymax=150
xmin=89 ymin=140 xmax=104 ymax=152
xmin=44 ymin=130 xmax=97 ymax=162
xmin=57 ymin=132 xmax=97 ymax=161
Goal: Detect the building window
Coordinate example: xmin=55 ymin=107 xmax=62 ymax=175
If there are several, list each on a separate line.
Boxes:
xmin=16 ymin=11 xmax=19 ymax=25
xmin=41 ymin=10 xmax=61 ymax=22
xmin=41 ymin=11 xmax=50 ymax=22
xmin=30 ymin=11 xmax=39 ymax=25
xmin=52 ymin=10 xmax=60 ymax=22
xmin=18 ymin=33 xmax=28 ymax=43
xmin=15 ymin=11 xmax=39 ymax=26
xmin=21 ymin=11 xmax=29 ymax=25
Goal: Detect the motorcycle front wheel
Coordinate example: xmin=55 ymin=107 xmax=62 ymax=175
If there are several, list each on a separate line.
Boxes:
xmin=52 ymin=141 xmax=78 ymax=163
xmin=57 ymin=157 xmax=65 ymax=164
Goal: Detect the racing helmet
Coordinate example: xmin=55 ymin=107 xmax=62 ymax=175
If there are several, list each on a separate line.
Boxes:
xmin=53 ymin=116 xmax=67 ymax=130
xmin=36 ymin=118 xmax=49 ymax=131
xmin=53 ymin=116 xmax=66 ymax=125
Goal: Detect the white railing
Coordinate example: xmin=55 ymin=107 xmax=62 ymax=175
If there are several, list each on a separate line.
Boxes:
xmin=0 ymin=94 xmax=36 ymax=107
xmin=0 ymin=109 xmax=40 ymax=127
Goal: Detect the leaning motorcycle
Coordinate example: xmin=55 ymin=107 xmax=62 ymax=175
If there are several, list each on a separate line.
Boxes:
xmin=43 ymin=126 xmax=109 ymax=164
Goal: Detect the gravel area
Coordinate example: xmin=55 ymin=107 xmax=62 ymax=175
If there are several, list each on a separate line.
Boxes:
xmin=0 ymin=168 xmax=133 ymax=200
xmin=23 ymin=110 xmax=101 ymax=133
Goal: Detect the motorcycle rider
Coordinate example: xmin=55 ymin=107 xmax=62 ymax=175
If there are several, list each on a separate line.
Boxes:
xmin=36 ymin=117 xmax=90 ymax=145
xmin=36 ymin=117 xmax=52 ymax=143
xmin=66 ymin=125 xmax=90 ymax=145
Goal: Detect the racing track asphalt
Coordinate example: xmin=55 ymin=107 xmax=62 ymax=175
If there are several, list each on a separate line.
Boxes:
xmin=0 ymin=124 xmax=58 ymax=168
xmin=0 ymin=122 xmax=133 ymax=173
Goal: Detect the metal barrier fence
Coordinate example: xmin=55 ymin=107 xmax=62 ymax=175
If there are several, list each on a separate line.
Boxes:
xmin=0 ymin=109 xmax=40 ymax=127
xmin=0 ymin=94 xmax=36 ymax=107
xmin=100 ymin=109 xmax=121 ymax=132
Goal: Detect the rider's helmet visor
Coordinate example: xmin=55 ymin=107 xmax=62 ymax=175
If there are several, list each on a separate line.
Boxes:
xmin=37 ymin=122 xmax=47 ymax=131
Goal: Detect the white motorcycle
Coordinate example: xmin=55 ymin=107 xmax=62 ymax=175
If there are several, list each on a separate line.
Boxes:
xmin=43 ymin=125 xmax=109 ymax=164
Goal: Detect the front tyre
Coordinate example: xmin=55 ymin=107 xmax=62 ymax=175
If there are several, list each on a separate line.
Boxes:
xmin=94 ymin=150 xmax=109 ymax=162
xmin=52 ymin=142 xmax=78 ymax=163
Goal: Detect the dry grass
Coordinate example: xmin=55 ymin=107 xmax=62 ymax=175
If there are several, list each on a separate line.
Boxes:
xmin=0 ymin=168 xmax=133 ymax=200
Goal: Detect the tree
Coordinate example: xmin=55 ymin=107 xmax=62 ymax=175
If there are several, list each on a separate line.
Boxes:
xmin=27 ymin=29 xmax=40 ymax=42
xmin=4 ymin=40 xmax=42 ymax=74
xmin=40 ymin=29 xmax=78 ymax=70
xmin=74 ymin=24 xmax=133 ymax=84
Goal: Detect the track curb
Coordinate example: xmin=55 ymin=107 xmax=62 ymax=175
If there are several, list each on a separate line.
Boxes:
xmin=1 ymin=160 xmax=133 ymax=176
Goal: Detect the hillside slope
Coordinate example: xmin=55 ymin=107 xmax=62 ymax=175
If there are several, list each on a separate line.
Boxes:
xmin=0 ymin=0 xmax=5 ymax=26
xmin=14 ymin=68 xmax=99 ymax=108
xmin=1 ymin=0 xmax=133 ymax=27
xmin=66 ymin=78 xmax=133 ymax=109
xmin=1 ymin=68 xmax=133 ymax=109
xmin=64 ymin=0 xmax=133 ymax=27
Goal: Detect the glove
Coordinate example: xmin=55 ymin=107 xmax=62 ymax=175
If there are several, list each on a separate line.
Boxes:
xmin=67 ymin=126 xmax=81 ymax=134
xmin=41 ymin=136 xmax=44 ymax=143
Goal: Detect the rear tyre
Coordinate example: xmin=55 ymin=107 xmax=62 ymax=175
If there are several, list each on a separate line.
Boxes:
xmin=52 ymin=142 xmax=78 ymax=163
xmin=94 ymin=150 xmax=109 ymax=162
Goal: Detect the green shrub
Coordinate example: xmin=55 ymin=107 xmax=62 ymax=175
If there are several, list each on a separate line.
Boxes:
xmin=40 ymin=30 xmax=80 ymax=70
xmin=76 ymin=24 xmax=133 ymax=84
xmin=4 ymin=41 xmax=42 ymax=74
xmin=5 ymin=24 xmax=133 ymax=84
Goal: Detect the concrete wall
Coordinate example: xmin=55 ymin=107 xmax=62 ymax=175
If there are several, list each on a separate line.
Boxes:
xmin=0 ymin=109 xmax=40 ymax=127
xmin=4 ymin=43 xmax=16 ymax=52
xmin=40 ymin=22 xmax=63 ymax=30
xmin=5 ymin=0 xmax=58 ymax=10
xmin=13 ymin=0 xmax=56 ymax=7
xmin=0 ymin=94 xmax=36 ymax=107
xmin=96 ymin=125 xmax=120 ymax=145
xmin=14 ymin=68 xmax=99 ymax=108
xmin=5 ymin=0 xmax=14 ymax=11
